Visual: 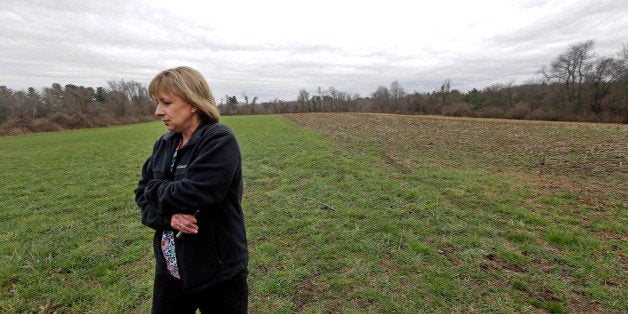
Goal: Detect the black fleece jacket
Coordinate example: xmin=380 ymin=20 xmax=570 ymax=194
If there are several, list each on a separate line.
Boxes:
xmin=135 ymin=120 xmax=248 ymax=292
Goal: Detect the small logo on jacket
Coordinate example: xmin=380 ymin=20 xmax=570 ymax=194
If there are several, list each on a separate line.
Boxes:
xmin=177 ymin=164 xmax=187 ymax=169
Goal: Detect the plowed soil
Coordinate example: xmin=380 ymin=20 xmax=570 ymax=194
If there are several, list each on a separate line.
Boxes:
xmin=284 ymin=112 xmax=627 ymax=208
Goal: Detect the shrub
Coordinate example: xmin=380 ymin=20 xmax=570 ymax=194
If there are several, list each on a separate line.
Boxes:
xmin=48 ymin=112 xmax=92 ymax=129
xmin=478 ymin=105 xmax=505 ymax=119
xmin=31 ymin=118 xmax=63 ymax=133
xmin=505 ymin=102 xmax=531 ymax=119
xmin=442 ymin=103 xmax=477 ymax=117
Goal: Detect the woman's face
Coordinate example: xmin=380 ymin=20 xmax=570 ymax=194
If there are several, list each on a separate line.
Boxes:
xmin=154 ymin=90 xmax=199 ymax=134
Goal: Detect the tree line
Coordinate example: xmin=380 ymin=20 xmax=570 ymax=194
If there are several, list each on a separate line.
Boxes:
xmin=1 ymin=40 xmax=626 ymax=136
xmin=0 ymin=80 xmax=155 ymax=136
xmin=227 ymin=40 xmax=625 ymax=123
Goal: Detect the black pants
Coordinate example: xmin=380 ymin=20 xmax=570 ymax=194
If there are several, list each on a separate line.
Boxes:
xmin=152 ymin=271 xmax=248 ymax=314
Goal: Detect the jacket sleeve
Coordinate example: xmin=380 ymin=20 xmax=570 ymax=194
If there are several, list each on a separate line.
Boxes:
xmin=135 ymin=142 xmax=171 ymax=230
xmin=143 ymin=129 xmax=241 ymax=216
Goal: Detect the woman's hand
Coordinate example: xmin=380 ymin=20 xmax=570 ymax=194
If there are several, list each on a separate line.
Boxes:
xmin=171 ymin=213 xmax=199 ymax=235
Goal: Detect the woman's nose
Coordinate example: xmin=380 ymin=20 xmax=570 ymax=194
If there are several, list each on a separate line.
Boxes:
xmin=155 ymin=104 xmax=164 ymax=116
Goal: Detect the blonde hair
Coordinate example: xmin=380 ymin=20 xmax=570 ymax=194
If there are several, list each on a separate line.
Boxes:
xmin=149 ymin=66 xmax=220 ymax=122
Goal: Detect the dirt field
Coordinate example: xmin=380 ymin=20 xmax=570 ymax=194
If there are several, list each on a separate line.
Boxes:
xmin=284 ymin=112 xmax=627 ymax=209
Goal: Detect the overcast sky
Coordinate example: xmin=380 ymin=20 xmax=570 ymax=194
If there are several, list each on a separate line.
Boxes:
xmin=1 ymin=0 xmax=626 ymax=102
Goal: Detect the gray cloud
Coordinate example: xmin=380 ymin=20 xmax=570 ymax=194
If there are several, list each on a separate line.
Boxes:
xmin=1 ymin=0 xmax=626 ymax=102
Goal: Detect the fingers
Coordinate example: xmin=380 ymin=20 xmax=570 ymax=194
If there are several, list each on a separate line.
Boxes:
xmin=177 ymin=222 xmax=198 ymax=235
xmin=184 ymin=215 xmax=198 ymax=225
xmin=179 ymin=215 xmax=198 ymax=229
xmin=171 ymin=213 xmax=199 ymax=234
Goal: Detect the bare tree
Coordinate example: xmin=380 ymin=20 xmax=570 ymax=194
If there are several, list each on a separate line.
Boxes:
xmin=327 ymin=86 xmax=339 ymax=111
xmin=108 ymin=80 xmax=150 ymax=115
xmin=541 ymin=40 xmax=596 ymax=110
xmin=389 ymin=80 xmax=406 ymax=112
xmin=63 ymin=84 xmax=94 ymax=116
xmin=105 ymin=91 xmax=130 ymax=118
xmin=617 ymin=43 xmax=628 ymax=80
xmin=241 ymin=92 xmax=258 ymax=114
xmin=317 ymin=87 xmax=327 ymax=111
xmin=588 ymin=56 xmax=623 ymax=113
xmin=25 ymin=87 xmax=47 ymax=123
xmin=0 ymin=86 xmax=12 ymax=123
xmin=297 ymin=89 xmax=310 ymax=112
xmin=439 ymin=79 xmax=452 ymax=106
xmin=350 ymin=93 xmax=360 ymax=112
xmin=270 ymin=98 xmax=288 ymax=114
xmin=4 ymin=89 xmax=29 ymax=122
xmin=371 ymin=86 xmax=390 ymax=112
xmin=42 ymin=83 xmax=63 ymax=108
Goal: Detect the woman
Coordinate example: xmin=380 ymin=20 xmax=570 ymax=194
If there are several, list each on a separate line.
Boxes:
xmin=135 ymin=66 xmax=248 ymax=313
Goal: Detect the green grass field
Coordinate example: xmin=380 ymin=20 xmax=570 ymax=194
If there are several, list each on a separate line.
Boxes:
xmin=0 ymin=114 xmax=625 ymax=312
